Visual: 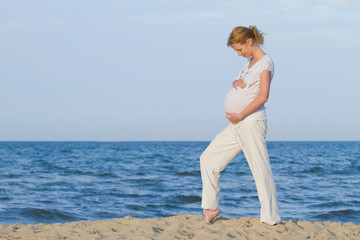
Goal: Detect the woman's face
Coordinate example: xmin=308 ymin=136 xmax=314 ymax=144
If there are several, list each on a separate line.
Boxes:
xmin=231 ymin=39 xmax=253 ymax=58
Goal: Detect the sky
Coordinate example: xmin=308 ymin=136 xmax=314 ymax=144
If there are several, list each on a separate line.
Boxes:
xmin=1 ymin=0 xmax=360 ymax=141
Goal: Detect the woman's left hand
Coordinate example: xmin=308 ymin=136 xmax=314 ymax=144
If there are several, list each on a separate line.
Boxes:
xmin=225 ymin=112 xmax=243 ymax=124
xmin=232 ymin=79 xmax=246 ymax=89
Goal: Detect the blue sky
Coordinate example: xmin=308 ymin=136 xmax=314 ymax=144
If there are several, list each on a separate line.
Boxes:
xmin=1 ymin=0 xmax=359 ymax=141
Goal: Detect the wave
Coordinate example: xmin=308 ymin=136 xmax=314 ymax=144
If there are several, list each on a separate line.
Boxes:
xmin=175 ymin=195 xmax=201 ymax=203
xmin=312 ymin=209 xmax=360 ymax=222
xmin=176 ymin=171 xmax=200 ymax=176
xmin=1 ymin=208 xmax=79 ymax=224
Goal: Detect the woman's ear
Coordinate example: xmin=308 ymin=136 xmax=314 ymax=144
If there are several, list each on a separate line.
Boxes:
xmin=247 ymin=38 xmax=253 ymax=46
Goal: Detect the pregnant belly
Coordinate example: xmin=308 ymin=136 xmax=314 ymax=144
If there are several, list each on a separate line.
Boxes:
xmin=224 ymin=88 xmax=254 ymax=113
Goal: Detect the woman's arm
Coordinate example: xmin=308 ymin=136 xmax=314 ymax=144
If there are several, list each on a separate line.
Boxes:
xmin=226 ymin=70 xmax=271 ymax=124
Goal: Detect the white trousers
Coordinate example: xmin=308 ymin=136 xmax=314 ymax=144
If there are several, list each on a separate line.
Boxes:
xmin=200 ymin=120 xmax=281 ymax=225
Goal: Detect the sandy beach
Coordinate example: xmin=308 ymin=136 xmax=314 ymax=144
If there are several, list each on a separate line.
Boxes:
xmin=0 ymin=214 xmax=359 ymax=240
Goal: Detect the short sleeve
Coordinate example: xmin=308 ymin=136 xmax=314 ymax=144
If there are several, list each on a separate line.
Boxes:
xmin=256 ymin=56 xmax=274 ymax=79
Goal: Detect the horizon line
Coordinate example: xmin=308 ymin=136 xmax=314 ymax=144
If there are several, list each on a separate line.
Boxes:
xmin=0 ymin=140 xmax=359 ymax=142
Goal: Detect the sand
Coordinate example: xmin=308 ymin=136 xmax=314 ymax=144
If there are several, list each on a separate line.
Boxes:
xmin=0 ymin=214 xmax=359 ymax=240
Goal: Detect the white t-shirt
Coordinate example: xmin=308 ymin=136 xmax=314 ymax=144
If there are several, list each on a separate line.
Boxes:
xmin=224 ymin=55 xmax=274 ymax=122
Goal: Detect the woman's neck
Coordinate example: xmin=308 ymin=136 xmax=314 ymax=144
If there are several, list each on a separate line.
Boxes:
xmin=251 ymin=45 xmax=266 ymax=62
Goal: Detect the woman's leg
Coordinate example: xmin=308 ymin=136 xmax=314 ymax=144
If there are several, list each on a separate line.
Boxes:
xmin=200 ymin=124 xmax=242 ymax=211
xmin=236 ymin=120 xmax=281 ymax=225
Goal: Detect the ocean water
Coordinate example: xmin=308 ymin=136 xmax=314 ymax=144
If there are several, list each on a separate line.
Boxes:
xmin=0 ymin=141 xmax=359 ymax=225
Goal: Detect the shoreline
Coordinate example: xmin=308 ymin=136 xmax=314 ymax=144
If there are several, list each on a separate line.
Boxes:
xmin=1 ymin=214 xmax=359 ymax=240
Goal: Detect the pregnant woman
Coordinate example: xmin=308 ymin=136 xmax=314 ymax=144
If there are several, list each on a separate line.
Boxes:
xmin=200 ymin=25 xmax=281 ymax=225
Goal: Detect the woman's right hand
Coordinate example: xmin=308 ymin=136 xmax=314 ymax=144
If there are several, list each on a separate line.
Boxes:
xmin=232 ymin=79 xmax=246 ymax=89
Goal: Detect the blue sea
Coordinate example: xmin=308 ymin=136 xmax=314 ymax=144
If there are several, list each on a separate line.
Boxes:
xmin=0 ymin=141 xmax=359 ymax=225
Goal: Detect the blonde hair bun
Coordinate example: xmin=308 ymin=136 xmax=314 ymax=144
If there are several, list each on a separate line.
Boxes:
xmin=227 ymin=25 xmax=265 ymax=46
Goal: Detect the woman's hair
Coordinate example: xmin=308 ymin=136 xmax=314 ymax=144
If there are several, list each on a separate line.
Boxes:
xmin=227 ymin=25 xmax=264 ymax=47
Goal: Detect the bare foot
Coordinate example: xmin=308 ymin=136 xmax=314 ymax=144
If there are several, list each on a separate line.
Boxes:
xmin=204 ymin=209 xmax=220 ymax=224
